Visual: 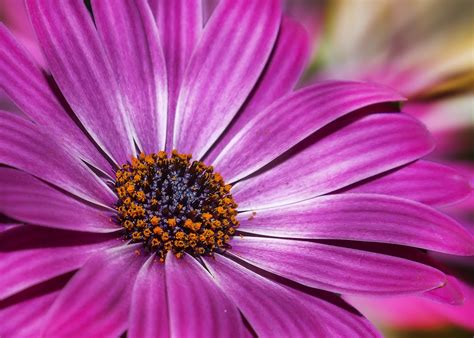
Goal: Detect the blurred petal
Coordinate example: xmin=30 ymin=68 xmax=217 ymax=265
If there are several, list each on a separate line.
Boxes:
xmin=0 ymin=0 xmax=44 ymax=66
xmin=405 ymin=94 xmax=474 ymax=155
xmin=423 ymin=275 xmax=464 ymax=305
xmin=348 ymin=280 xmax=474 ymax=330
xmin=438 ymin=281 xmax=474 ymax=329
xmin=319 ymin=0 xmax=474 ymax=97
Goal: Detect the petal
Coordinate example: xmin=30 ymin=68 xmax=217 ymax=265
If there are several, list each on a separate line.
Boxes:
xmin=294 ymin=290 xmax=381 ymax=338
xmin=0 ymin=25 xmax=112 ymax=176
xmin=408 ymin=95 xmax=474 ymax=155
xmin=233 ymin=113 xmax=434 ymax=210
xmin=205 ymin=16 xmax=310 ymax=163
xmin=43 ymin=245 xmax=146 ymax=337
xmin=149 ymin=0 xmax=202 ymax=151
xmin=129 ymin=256 xmax=169 ymax=338
xmin=345 ymin=294 xmax=448 ymax=329
xmin=202 ymin=0 xmax=219 ymax=22
xmin=173 ymin=0 xmax=281 ymax=158
xmin=238 ymin=193 xmax=474 ymax=255
xmin=0 ymin=225 xmax=119 ymax=300
xmin=26 ymin=0 xmax=135 ymax=164
xmin=437 ymin=281 xmax=474 ymax=329
xmin=204 ymin=255 xmax=326 ymax=337
xmin=0 ymin=274 xmax=69 ymax=337
xmin=343 ymin=160 xmax=472 ymax=206
xmin=92 ymin=0 xmax=167 ymax=153
xmin=446 ymin=163 xmax=474 ymax=211
xmin=0 ymin=168 xmax=117 ymax=232
xmin=1 ymin=290 xmax=58 ymax=336
xmin=0 ymin=112 xmax=115 ymax=206
xmin=347 ymin=280 xmax=474 ymax=330
xmin=0 ymin=1 xmax=45 ymax=67
xmin=423 ymin=275 xmax=464 ymax=305
xmin=229 ymin=237 xmax=446 ymax=296
xmin=213 ymin=81 xmax=405 ymax=182
xmin=166 ymin=254 xmax=246 ymax=337
xmin=0 ymin=223 xmax=20 ymax=232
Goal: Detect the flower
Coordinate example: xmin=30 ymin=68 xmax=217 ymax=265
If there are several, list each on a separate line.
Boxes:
xmin=1 ymin=0 xmax=473 ymax=337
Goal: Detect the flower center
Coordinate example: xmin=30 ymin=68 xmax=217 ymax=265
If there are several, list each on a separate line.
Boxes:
xmin=115 ymin=150 xmax=239 ymax=262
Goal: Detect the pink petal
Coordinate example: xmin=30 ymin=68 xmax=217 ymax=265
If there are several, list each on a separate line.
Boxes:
xmin=238 ymin=193 xmax=474 ymax=255
xmin=229 ymin=237 xmax=446 ymax=296
xmin=43 ymin=245 xmax=146 ymax=337
xmin=0 ymin=168 xmax=117 ymax=232
xmin=205 ymin=16 xmax=310 ymax=163
xmin=0 ymin=223 xmax=20 ymax=232
xmin=166 ymin=254 xmax=246 ymax=337
xmin=213 ymin=81 xmax=405 ymax=182
xmin=346 ymin=295 xmax=449 ymax=329
xmin=0 ymin=275 xmax=68 ymax=337
xmin=173 ymin=0 xmax=281 ymax=158
xmin=437 ymin=281 xmax=474 ymax=329
xmin=348 ymin=280 xmax=474 ymax=330
xmin=444 ymin=162 xmax=474 ymax=211
xmin=149 ymin=0 xmax=202 ymax=151
xmin=129 ymin=256 xmax=169 ymax=338
xmin=204 ymin=254 xmax=380 ymax=337
xmin=0 ymin=225 xmax=119 ymax=300
xmin=1 ymin=290 xmax=58 ymax=336
xmin=0 ymin=0 xmax=45 ymax=67
xmin=26 ymin=0 xmax=135 ymax=164
xmin=92 ymin=0 xmax=168 ymax=153
xmin=0 ymin=25 xmax=112 ymax=176
xmin=202 ymin=0 xmax=219 ymax=22
xmin=233 ymin=113 xmax=434 ymax=210
xmin=0 ymin=111 xmax=115 ymax=206
xmin=423 ymin=275 xmax=465 ymax=305
xmin=343 ymin=160 xmax=472 ymax=206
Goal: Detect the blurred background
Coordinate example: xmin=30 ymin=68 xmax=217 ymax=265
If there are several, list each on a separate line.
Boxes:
xmin=1 ymin=0 xmax=473 ymax=337
xmin=289 ymin=2 xmax=474 ymax=337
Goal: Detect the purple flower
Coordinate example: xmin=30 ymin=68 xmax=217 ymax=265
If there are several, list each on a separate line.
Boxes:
xmin=0 ymin=0 xmax=473 ymax=337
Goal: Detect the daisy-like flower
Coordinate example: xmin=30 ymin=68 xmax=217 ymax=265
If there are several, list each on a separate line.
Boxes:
xmin=0 ymin=1 xmax=473 ymax=337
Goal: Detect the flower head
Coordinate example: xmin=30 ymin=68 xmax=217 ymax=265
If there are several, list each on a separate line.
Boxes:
xmin=0 ymin=0 xmax=473 ymax=337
